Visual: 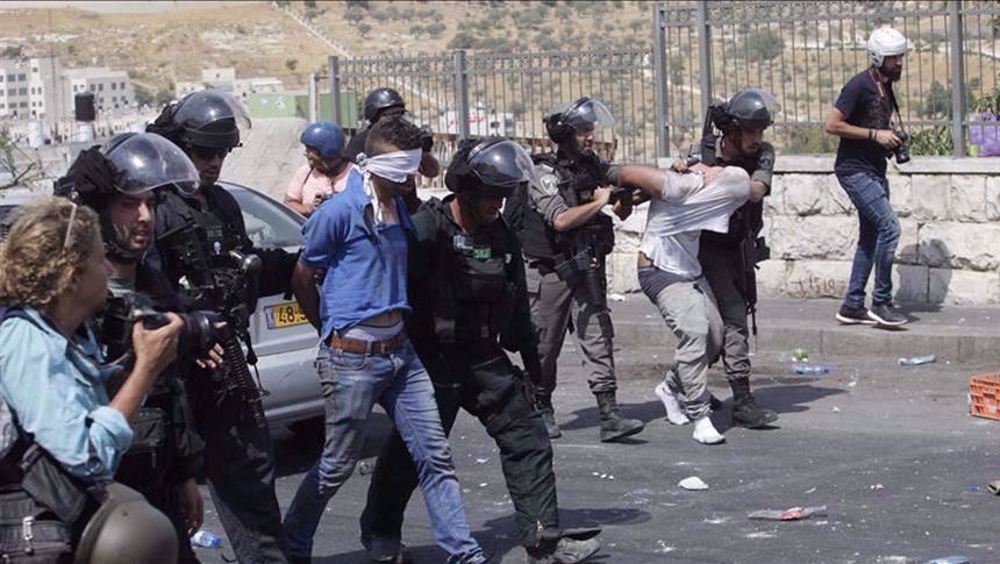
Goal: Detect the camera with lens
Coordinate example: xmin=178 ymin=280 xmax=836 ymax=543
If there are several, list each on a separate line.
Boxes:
xmin=101 ymin=293 xmax=224 ymax=365
xmin=891 ymin=128 xmax=910 ymax=164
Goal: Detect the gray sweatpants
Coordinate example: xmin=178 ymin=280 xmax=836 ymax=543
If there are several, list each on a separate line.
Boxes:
xmin=641 ymin=272 xmax=724 ymax=419
xmin=700 ymin=243 xmax=751 ymax=382
xmin=526 ymin=263 xmax=617 ymax=397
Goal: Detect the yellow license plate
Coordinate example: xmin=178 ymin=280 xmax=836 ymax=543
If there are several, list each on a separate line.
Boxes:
xmin=265 ymin=301 xmax=309 ymax=329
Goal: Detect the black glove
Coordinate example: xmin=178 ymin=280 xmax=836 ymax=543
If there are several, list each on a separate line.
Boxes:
xmin=54 ymin=146 xmax=118 ymax=201
xmin=419 ymin=126 xmax=434 ymax=152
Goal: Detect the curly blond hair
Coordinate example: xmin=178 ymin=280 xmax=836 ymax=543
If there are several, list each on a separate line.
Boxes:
xmin=0 ymin=197 xmax=101 ymax=313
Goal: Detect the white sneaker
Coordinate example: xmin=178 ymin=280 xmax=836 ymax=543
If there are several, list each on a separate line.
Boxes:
xmin=692 ymin=416 xmax=725 ymax=445
xmin=654 ymin=382 xmax=690 ymax=426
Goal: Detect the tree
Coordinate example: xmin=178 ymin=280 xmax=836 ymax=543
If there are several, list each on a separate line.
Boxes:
xmin=447 ymin=31 xmax=476 ymax=50
xmin=425 ymin=22 xmax=446 ymax=39
xmin=743 ymin=29 xmax=784 ymax=63
xmin=134 ymin=83 xmax=155 ymax=107
xmin=357 ymin=22 xmax=372 ymax=37
xmin=2 ymin=45 xmax=22 ymax=59
xmin=285 ymin=58 xmax=299 ymax=71
xmin=921 ymin=80 xmax=951 ymax=118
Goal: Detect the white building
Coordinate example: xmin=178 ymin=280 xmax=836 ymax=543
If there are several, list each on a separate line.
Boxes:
xmin=0 ymin=56 xmax=65 ymax=122
xmin=233 ymin=77 xmax=283 ymax=101
xmin=176 ymin=67 xmax=284 ymax=102
xmin=63 ymin=67 xmax=135 ymax=115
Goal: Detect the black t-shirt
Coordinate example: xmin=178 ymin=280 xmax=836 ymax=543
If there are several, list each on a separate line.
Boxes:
xmin=343 ymin=128 xmax=369 ymax=162
xmin=833 ymin=69 xmax=896 ymax=177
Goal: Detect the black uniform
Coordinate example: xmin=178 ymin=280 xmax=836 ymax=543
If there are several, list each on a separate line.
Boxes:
xmin=360 ymin=196 xmax=560 ymax=547
xmin=99 ymin=262 xmax=202 ymax=564
xmin=148 ymin=184 xmax=297 ymax=564
xmin=696 ymin=138 xmax=774 ymax=384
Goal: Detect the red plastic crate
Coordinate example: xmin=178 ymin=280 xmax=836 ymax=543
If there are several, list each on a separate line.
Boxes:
xmin=970 ymin=373 xmax=1000 ymax=421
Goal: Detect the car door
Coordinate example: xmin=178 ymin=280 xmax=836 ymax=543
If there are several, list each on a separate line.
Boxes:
xmin=223 ymin=183 xmax=323 ymax=424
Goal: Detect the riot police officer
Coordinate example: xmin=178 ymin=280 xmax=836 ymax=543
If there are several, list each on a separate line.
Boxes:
xmin=359 ymin=137 xmax=601 ymax=564
xmin=343 ymin=87 xmax=440 ymax=212
xmin=147 ymin=89 xmax=297 ymax=563
xmin=54 ymin=132 xmax=210 ymax=562
xmin=506 ymin=97 xmax=643 ymax=442
xmin=669 ymin=88 xmax=779 ymax=429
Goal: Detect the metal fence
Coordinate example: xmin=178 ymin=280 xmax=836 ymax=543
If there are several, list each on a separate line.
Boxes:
xmin=329 ymin=48 xmax=657 ymax=165
xmin=654 ymin=0 xmax=1000 ymax=157
xmin=326 ymin=0 xmax=1000 ymax=161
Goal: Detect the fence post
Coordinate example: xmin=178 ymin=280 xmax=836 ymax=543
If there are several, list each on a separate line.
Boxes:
xmin=329 ymin=56 xmax=342 ymax=126
xmin=695 ymin=0 xmax=713 ymax=122
xmin=307 ymin=72 xmax=318 ymax=123
xmin=948 ymin=0 xmax=967 ymax=157
xmin=453 ymin=49 xmax=470 ymax=140
xmin=652 ymin=3 xmax=670 ymax=162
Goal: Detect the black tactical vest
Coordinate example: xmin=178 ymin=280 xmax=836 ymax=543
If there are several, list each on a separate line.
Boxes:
xmin=428 ymin=200 xmax=516 ymax=344
xmin=507 ymin=152 xmax=614 ymax=261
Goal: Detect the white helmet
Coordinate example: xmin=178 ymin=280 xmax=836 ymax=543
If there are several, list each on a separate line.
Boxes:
xmin=867 ymin=27 xmax=908 ymax=67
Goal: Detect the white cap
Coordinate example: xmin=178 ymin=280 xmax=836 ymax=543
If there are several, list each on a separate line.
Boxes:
xmin=867 ymin=27 xmax=908 ymax=67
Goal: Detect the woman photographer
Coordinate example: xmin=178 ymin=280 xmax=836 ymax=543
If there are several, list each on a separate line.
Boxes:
xmin=0 ymin=197 xmax=182 ymax=562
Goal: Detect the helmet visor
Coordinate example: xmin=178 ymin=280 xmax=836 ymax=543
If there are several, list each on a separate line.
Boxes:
xmin=468 ymin=140 xmax=534 ymax=191
xmin=559 ymin=98 xmax=615 ymax=133
xmin=106 ymin=133 xmax=201 ymax=196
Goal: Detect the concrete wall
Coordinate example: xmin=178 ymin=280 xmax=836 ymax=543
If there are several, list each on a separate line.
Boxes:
xmin=608 ymin=156 xmax=1000 ymax=307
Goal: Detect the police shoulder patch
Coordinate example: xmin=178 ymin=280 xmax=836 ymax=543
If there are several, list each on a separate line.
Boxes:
xmin=538 ymin=171 xmax=560 ymax=195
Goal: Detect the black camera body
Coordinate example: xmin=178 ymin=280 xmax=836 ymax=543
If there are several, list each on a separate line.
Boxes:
xmin=891 ymin=129 xmax=911 ymax=164
xmin=101 ymin=293 xmax=224 ymax=365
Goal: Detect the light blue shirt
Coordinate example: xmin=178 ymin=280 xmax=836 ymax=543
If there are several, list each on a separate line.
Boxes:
xmin=0 ymin=307 xmax=133 ymax=482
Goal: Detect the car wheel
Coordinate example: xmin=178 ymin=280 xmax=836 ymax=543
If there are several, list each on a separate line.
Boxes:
xmin=289 ymin=416 xmax=325 ymax=445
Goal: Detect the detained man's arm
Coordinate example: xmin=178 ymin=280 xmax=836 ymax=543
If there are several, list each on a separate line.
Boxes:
xmin=291 ymin=262 xmax=322 ymax=331
xmin=552 ymin=188 xmax=613 ymax=232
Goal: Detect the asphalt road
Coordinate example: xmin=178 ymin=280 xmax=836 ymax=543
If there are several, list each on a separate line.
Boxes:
xmin=193 ymin=347 xmax=1000 ymax=564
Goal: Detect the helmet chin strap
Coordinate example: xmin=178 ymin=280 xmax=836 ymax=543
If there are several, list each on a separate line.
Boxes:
xmin=102 ymin=218 xmax=145 ymax=263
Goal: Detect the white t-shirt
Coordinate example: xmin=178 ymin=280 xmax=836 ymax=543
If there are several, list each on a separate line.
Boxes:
xmin=640 ymin=166 xmax=751 ymax=279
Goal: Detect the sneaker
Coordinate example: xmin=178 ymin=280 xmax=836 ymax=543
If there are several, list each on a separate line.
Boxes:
xmin=868 ymin=302 xmax=908 ymax=326
xmin=835 ymin=303 xmax=876 ymax=325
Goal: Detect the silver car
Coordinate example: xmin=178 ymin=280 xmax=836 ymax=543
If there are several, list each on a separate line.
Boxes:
xmin=0 ymin=184 xmax=323 ymax=431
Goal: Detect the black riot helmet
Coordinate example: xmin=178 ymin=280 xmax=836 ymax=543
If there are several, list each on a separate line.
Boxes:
xmin=714 ymin=87 xmax=779 ymax=132
xmin=363 ymin=87 xmax=406 ymax=123
xmin=148 ymin=89 xmax=250 ymax=150
xmin=54 ymin=132 xmax=199 ymax=261
xmin=445 ymin=137 xmax=534 ymax=199
xmin=544 ymin=97 xmax=615 ymax=143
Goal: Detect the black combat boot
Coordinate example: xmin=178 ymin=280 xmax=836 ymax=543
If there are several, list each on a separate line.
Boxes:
xmin=730 ymin=377 xmax=778 ymax=428
xmin=525 ymin=536 xmax=601 ymax=564
xmin=535 ymin=395 xmax=562 ymax=439
xmin=594 ymin=391 xmax=644 ymax=442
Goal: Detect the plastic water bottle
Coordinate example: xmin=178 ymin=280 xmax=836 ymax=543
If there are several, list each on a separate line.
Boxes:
xmin=190 ymin=530 xmax=223 ymax=549
xmin=898 ymin=354 xmax=936 ymax=366
xmin=794 ymin=364 xmax=830 ymax=375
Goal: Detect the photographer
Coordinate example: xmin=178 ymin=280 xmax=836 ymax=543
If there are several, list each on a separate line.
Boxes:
xmin=284 ymin=121 xmax=352 ymax=217
xmin=825 ymin=27 xmax=909 ymax=327
xmin=54 ymin=133 xmax=219 ymax=563
xmin=343 ymin=87 xmax=440 ymax=213
xmin=0 ymin=197 xmax=181 ymax=561
xmin=505 ymin=97 xmax=643 ymax=443
xmin=147 ymin=89 xmax=297 ymax=562
xmin=670 ymin=88 xmax=779 ymax=430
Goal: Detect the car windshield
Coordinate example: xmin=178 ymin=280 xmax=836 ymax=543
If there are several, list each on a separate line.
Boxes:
xmin=225 ymin=186 xmax=304 ymax=249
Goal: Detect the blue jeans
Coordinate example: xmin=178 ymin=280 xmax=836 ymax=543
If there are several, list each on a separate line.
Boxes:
xmin=839 ymin=171 xmax=901 ymax=307
xmin=282 ymin=341 xmax=485 ymax=563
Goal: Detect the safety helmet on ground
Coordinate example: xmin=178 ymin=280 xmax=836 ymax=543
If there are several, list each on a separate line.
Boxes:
xmin=148 ymin=89 xmax=250 ymax=150
xmin=717 ymin=87 xmax=779 ymax=132
xmin=363 ymin=87 xmax=406 ymax=123
xmin=446 ymin=137 xmax=534 ymax=199
xmin=74 ymin=483 xmax=178 ymax=564
xmin=300 ymin=121 xmax=345 ymax=160
xmin=867 ymin=27 xmax=908 ymax=67
xmin=544 ymin=97 xmax=614 ymax=143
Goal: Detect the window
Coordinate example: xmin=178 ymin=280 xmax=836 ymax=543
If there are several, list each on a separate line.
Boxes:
xmin=98 ymin=84 xmax=103 ymax=91
xmin=111 ymin=82 xmax=116 ymax=90
xmin=17 ymin=88 xmax=26 ymax=95
xmin=16 ymin=74 xmax=25 ymax=81
xmin=31 ymin=67 xmax=38 ymax=73
xmin=19 ymin=101 xmax=27 ymax=108
xmin=112 ymin=96 xmax=117 ymax=103
xmin=5 ymin=89 xmax=13 ymax=96
xmin=119 ymin=81 xmax=125 ymax=90
xmin=90 ymin=84 xmax=95 ymax=92
xmin=6 ymin=75 xmax=14 ymax=82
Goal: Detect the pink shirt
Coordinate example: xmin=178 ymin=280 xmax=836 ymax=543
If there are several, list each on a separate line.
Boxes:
xmin=285 ymin=164 xmax=351 ymax=211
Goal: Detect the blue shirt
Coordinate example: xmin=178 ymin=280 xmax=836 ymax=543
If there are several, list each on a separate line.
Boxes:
xmin=300 ymin=168 xmax=414 ymax=339
xmin=0 ymin=308 xmax=133 ymax=482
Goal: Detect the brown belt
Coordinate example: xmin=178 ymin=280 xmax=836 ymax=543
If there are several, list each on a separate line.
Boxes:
xmin=327 ymin=331 xmax=407 ymax=355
